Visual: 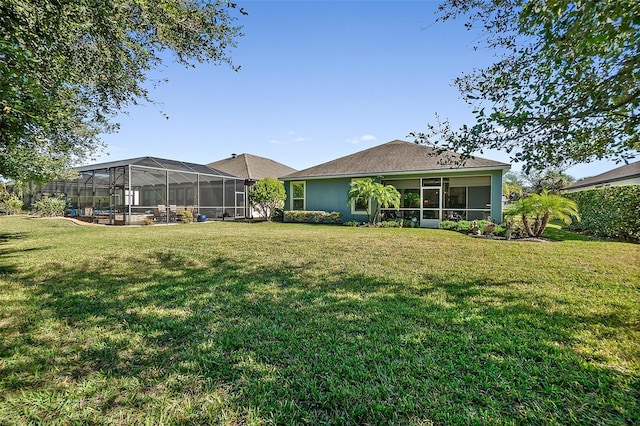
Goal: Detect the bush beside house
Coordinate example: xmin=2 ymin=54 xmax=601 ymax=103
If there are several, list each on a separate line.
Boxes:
xmin=248 ymin=177 xmax=286 ymax=222
xmin=0 ymin=194 xmax=23 ymax=215
xmin=565 ymin=186 xmax=640 ymax=242
xmin=284 ymin=211 xmax=342 ymax=224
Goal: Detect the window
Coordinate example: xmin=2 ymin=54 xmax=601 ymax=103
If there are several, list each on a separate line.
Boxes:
xmin=352 ymin=195 xmax=368 ymax=213
xmin=402 ymin=189 xmax=421 ymax=208
xmin=291 ymin=181 xmax=305 ymax=210
xmin=445 ymin=187 xmax=466 ymax=209
xmin=350 ymin=179 xmax=370 ymax=214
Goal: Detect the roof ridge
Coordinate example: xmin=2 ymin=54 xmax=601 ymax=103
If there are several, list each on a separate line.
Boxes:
xmin=243 ymin=154 xmax=252 ymax=179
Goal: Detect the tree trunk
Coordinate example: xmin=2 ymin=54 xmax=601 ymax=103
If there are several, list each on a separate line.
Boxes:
xmin=536 ymin=214 xmax=550 ymax=238
xmin=521 ymin=214 xmax=534 ymax=236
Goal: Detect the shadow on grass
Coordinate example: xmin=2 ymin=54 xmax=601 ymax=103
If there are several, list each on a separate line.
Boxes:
xmin=0 ymin=245 xmax=637 ymax=424
xmin=542 ymin=226 xmax=602 ymax=242
xmin=0 ymin=232 xmax=32 ymax=275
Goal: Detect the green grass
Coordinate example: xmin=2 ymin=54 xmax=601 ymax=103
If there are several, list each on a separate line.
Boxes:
xmin=0 ymin=216 xmax=638 ymax=424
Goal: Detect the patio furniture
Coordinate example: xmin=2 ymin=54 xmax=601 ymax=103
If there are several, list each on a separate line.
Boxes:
xmin=153 ymin=207 xmax=167 ymax=222
xmin=169 ymin=205 xmax=178 ymax=222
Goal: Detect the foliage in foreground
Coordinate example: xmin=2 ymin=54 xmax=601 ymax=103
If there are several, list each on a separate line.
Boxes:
xmin=0 ymin=0 xmax=245 ymax=182
xmin=0 ymin=217 xmax=638 ymax=424
xmin=565 ymin=185 xmax=640 ymax=242
xmin=413 ymin=0 xmax=640 ymax=172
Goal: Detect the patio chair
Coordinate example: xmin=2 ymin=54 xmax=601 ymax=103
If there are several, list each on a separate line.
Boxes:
xmin=152 ymin=207 xmax=166 ymax=222
xmin=169 ymin=204 xmax=178 ymax=222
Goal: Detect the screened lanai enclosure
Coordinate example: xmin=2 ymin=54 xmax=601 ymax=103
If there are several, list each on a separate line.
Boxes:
xmin=28 ymin=157 xmax=246 ymax=225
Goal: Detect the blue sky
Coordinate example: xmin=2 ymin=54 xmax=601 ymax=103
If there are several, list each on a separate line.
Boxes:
xmin=95 ymin=0 xmax=623 ymax=179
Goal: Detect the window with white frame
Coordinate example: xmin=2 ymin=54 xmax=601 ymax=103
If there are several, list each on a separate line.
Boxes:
xmin=291 ymin=181 xmax=305 ymax=210
xmin=350 ymin=179 xmax=370 ymax=214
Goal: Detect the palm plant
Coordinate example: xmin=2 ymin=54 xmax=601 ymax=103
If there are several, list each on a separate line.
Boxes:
xmin=505 ymin=190 xmax=580 ymax=238
xmin=347 ymin=178 xmax=401 ymax=225
xmin=347 ymin=179 xmax=377 ymax=224
xmin=372 ymin=184 xmax=401 ymax=225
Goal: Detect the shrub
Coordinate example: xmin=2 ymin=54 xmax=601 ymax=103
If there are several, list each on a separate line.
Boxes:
xmin=439 ymin=219 xmax=501 ymax=236
xmin=272 ymin=208 xmax=284 ymax=222
xmin=0 ymin=195 xmax=23 ymax=215
xmin=404 ymin=219 xmax=418 ymax=228
xmin=505 ymin=191 xmax=580 ymax=238
xmin=378 ymin=219 xmax=403 ymax=228
xmin=438 ymin=220 xmax=458 ymax=230
xmin=284 ymin=211 xmax=342 ymax=224
xmin=343 ymin=221 xmax=360 ymax=227
xmin=492 ymin=224 xmax=506 ymax=237
xmin=178 ymin=210 xmax=193 ymax=223
xmin=249 ymin=178 xmax=286 ymax=222
xmin=455 ymin=220 xmax=473 ymax=233
xmin=565 ymin=186 xmax=640 ymax=242
xmin=32 ymin=197 xmax=66 ymax=217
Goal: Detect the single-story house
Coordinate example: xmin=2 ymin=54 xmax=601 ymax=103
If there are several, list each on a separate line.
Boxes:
xmin=208 ymin=153 xmax=297 ymax=218
xmin=563 ymin=161 xmax=640 ymax=193
xmin=280 ymin=140 xmax=511 ymax=227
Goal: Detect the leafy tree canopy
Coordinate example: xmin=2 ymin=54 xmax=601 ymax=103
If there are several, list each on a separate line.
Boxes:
xmin=504 ymin=169 xmax=575 ymax=199
xmin=412 ymin=0 xmax=640 ymax=172
xmin=1 ymin=0 xmax=245 ymax=182
xmin=248 ymin=177 xmax=286 ymax=222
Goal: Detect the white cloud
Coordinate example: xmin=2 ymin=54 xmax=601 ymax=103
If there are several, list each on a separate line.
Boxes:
xmin=347 ymin=134 xmax=377 ymax=144
xmin=269 ymin=139 xmax=283 ymax=145
xmin=294 ymin=137 xmax=306 ymax=142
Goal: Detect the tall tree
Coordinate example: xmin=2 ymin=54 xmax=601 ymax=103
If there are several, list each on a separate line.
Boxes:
xmin=412 ymin=0 xmax=640 ymax=172
xmin=0 ymin=0 xmax=245 ymax=182
xmin=528 ymin=169 xmax=575 ymax=194
xmin=502 ymin=171 xmax=526 ymax=201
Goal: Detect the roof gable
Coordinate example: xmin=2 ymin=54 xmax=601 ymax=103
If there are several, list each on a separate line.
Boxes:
xmin=208 ymin=153 xmax=297 ymax=181
xmin=281 ymin=140 xmax=509 ymax=179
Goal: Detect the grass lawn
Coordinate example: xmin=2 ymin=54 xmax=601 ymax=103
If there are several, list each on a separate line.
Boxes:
xmin=0 ymin=216 xmax=638 ymax=424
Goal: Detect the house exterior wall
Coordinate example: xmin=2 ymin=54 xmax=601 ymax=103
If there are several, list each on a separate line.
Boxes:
xmin=283 ymin=169 xmax=507 ymax=226
xmin=489 ymin=169 xmax=504 ymax=221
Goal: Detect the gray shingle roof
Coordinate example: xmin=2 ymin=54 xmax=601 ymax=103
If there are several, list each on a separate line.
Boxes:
xmin=208 ymin=154 xmax=297 ymax=181
xmin=281 ymin=140 xmax=510 ymax=179
xmin=75 ymin=156 xmax=234 ymax=177
xmin=565 ymin=161 xmax=640 ymax=190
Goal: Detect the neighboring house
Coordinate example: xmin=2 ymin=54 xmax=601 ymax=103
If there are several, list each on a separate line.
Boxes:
xmin=563 ymin=161 xmax=640 ymax=193
xmin=208 ymin=153 xmax=297 ymax=218
xmin=280 ymin=140 xmax=511 ymax=227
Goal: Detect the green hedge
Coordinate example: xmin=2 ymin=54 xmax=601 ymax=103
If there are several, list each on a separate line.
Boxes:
xmin=565 ymin=186 xmax=640 ymax=242
xmin=283 ymin=210 xmax=342 ymax=224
